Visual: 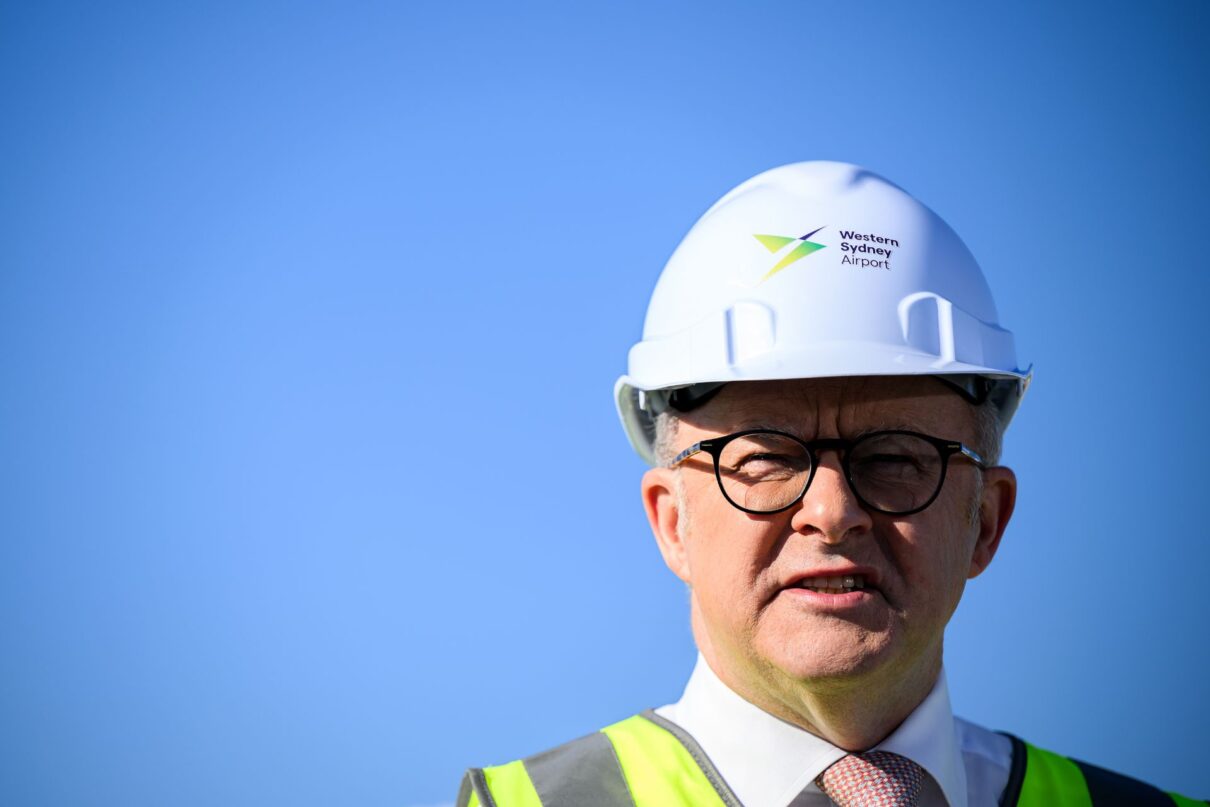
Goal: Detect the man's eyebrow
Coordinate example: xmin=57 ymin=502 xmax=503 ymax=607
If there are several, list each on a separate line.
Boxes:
xmin=853 ymin=420 xmax=927 ymax=433
xmin=729 ymin=422 xmax=800 ymax=434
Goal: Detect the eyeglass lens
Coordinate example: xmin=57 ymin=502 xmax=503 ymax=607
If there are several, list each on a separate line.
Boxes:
xmin=716 ymin=432 xmax=946 ymax=515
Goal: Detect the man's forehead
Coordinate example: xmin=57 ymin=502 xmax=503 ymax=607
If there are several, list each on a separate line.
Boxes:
xmin=682 ymin=376 xmax=969 ymax=433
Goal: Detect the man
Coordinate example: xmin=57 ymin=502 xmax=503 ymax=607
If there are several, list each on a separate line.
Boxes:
xmin=457 ymin=162 xmax=1203 ymax=806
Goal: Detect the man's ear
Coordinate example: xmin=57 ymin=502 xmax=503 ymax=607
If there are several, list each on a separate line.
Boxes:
xmin=642 ymin=467 xmax=692 ymax=584
xmin=968 ymin=465 xmax=1017 ymax=578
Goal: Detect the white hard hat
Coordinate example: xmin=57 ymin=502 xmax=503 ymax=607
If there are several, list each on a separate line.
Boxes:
xmin=615 ymin=160 xmax=1032 ymax=465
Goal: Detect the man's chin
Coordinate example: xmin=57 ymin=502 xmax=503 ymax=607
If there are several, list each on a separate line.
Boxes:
xmin=764 ymin=640 xmax=897 ymax=687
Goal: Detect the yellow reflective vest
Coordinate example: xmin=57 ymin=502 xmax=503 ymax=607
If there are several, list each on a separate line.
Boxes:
xmin=458 ymin=710 xmax=1205 ymax=806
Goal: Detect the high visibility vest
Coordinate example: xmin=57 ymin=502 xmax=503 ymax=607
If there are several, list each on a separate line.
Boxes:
xmin=457 ymin=710 xmax=1205 ymax=806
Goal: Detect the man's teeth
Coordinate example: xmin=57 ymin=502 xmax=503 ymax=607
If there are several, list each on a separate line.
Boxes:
xmin=797 ymin=575 xmax=866 ymax=594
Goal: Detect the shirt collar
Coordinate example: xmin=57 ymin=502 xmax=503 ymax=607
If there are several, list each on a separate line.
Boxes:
xmin=659 ymin=655 xmax=968 ymax=807
xmin=875 ymin=665 xmax=967 ymax=807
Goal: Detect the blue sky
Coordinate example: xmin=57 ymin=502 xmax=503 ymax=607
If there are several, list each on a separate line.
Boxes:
xmin=2 ymin=2 xmax=1208 ymax=805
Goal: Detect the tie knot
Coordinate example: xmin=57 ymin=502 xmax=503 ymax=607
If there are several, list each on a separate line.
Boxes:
xmin=815 ymin=751 xmax=925 ymax=807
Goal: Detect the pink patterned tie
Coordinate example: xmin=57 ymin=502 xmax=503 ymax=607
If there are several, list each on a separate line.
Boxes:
xmin=815 ymin=751 xmax=925 ymax=807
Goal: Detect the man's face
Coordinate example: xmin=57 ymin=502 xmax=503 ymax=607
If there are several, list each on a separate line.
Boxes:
xmin=641 ymin=376 xmax=1016 ymax=714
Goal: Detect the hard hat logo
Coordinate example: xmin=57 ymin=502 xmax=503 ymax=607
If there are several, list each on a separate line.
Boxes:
xmin=753 ymin=226 xmax=827 ymax=282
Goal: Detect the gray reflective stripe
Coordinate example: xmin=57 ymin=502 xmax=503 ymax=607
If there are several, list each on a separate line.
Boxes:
xmin=523 ymin=730 xmax=635 ymax=807
xmin=640 ymin=709 xmax=744 ymax=807
xmin=455 ymin=771 xmax=474 ymax=807
xmin=462 ymin=768 xmax=496 ymax=807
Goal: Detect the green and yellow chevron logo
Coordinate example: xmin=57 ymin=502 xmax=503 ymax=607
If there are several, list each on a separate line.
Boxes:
xmin=753 ymin=226 xmax=826 ymax=281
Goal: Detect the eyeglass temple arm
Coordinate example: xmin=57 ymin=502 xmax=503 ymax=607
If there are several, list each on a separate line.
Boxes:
xmin=955 ymin=443 xmax=986 ymax=467
xmin=668 ymin=442 xmax=705 ymax=468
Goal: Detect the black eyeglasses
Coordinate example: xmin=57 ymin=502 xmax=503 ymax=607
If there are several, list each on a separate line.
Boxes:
xmin=668 ymin=429 xmax=986 ymax=516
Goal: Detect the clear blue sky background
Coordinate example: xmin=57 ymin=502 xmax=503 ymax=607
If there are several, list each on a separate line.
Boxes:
xmin=3 ymin=2 xmax=1208 ymax=805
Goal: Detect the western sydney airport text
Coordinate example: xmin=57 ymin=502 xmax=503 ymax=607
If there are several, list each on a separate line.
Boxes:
xmin=839 ymin=230 xmax=897 ymax=270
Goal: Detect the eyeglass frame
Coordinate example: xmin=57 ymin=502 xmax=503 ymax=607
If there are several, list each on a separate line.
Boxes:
xmin=667 ymin=428 xmax=987 ymax=516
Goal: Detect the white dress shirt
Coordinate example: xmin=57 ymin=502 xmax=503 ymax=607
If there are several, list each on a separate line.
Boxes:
xmin=655 ymin=656 xmax=1014 ymax=807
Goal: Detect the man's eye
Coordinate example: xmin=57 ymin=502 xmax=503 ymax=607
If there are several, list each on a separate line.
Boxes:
xmin=732 ymin=453 xmax=807 ymax=475
xmin=854 ymin=453 xmax=928 ymax=477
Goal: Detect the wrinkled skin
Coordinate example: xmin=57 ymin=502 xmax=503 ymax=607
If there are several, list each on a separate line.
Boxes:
xmin=641 ymin=376 xmax=1016 ymax=749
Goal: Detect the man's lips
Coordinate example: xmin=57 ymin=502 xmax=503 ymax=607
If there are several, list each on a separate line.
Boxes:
xmin=784 ymin=567 xmax=882 ymax=595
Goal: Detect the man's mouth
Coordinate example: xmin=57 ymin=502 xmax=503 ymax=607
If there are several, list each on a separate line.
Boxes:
xmin=792 ymin=574 xmax=868 ymax=595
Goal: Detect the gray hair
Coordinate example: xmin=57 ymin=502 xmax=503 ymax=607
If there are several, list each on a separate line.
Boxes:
xmin=652 ymin=410 xmax=683 ymax=467
xmin=972 ymin=398 xmax=1004 ymax=466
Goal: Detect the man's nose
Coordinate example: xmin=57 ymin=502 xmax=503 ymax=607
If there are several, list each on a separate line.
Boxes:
xmin=789 ymin=452 xmax=874 ymax=542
